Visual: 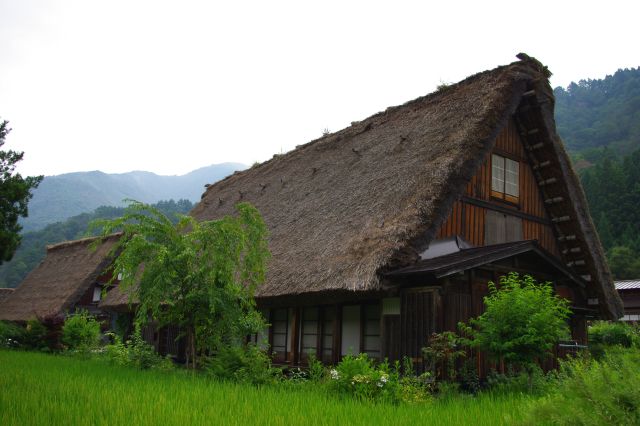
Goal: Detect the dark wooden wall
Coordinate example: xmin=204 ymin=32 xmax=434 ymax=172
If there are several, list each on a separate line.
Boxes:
xmin=436 ymin=118 xmax=560 ymax=256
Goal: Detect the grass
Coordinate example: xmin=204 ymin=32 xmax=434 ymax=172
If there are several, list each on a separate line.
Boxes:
xmin=0 ymin=350 xmax=533 ymax=425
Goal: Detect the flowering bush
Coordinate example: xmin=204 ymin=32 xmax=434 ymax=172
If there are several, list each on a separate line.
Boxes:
xmin=328 ymin=354 xmax=401 ymax=403
xmin=0 ymin=320 xmax=24 ymax=348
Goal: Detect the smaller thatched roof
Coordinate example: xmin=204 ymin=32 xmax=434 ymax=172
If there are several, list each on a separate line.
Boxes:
xmin=0 ymin=234 xmax=121 ymax=322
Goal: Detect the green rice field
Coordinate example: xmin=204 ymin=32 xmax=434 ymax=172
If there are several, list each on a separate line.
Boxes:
xmin=0 ymin=350 xmax=534 ymax=425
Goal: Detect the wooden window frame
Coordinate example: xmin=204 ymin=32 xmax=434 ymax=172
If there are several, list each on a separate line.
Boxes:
xmin=491 ymin=153 xmax=520 ymax=205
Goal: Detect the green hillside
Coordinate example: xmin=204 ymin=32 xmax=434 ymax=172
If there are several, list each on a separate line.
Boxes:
xmin=554 ymin=67 xmax=640 ymax=279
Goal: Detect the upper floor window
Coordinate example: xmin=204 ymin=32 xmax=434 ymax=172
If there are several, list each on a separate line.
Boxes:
xmin=491 ymin=154 xmax=519 ymax=202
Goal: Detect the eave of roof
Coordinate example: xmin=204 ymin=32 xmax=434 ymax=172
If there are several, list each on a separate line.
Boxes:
xmin=386 ymin=239 xmax=586 ymax=286
xmin=615 ymin=280 xmax=640 ymax=290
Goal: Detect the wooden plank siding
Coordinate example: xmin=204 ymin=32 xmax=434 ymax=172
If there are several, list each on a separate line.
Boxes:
xmin=436 ymin=118 xmax=560 ymax=256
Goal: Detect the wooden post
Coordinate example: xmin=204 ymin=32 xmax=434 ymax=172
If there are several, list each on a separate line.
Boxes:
xmin=333 ymin=304 xmax=342 ymax=364
xmin=290 ymin=308 xmax=300 ymax=366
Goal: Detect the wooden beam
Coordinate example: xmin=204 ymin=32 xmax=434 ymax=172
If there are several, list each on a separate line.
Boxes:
xmin=532 ymin=160 xmax=551 ymax=170
xmin=460 ymin=196 xmax=551 ymax=225
xmin=527 ymin=142 xmax=544 ymax=151
xmin=545 ymin=196 xmax=564 ymax=204
xmin=332 ymin=304 xmax=342 ymax=364
xmin=290 ymin=308 xmax=300 ymax=365
xmin=538 ymin=177 xmax=558 ymax=186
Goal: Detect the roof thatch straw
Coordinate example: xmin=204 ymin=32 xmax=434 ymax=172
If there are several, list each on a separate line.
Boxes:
xmin=0 ymin=288 xmax=14 ymax=303
xmin=104 ymin=54 xmax=622 ymax=319
xmin=0 ymin=234 xmax=121 ymax=322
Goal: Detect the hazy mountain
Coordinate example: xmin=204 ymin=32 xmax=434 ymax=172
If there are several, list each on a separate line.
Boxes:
xmin=22 ymin=163 xmax=245 ymax=231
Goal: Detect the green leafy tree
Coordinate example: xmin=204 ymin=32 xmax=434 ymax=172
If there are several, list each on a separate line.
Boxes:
xmin=92 ymin=201 xmax=270 ymax=368
xmin=0 ymin=120 xmax=43 ymax=264
xmin=461 ymin=273 xmax=571 ymax=381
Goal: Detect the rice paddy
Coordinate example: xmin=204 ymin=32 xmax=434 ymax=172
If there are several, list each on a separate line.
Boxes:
xmin=0 ymin=350 xmax=533 ymax=425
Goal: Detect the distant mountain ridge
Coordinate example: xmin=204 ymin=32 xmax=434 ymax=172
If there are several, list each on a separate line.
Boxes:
xmin=22 ymin=163 xmax=245 ymax=231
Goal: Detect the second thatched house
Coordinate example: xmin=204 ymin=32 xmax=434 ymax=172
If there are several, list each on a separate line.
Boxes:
xmin=0 ymin=234 xmax=121 ymax=323
xmin=102 ymin=54 xmax=623 ymax=373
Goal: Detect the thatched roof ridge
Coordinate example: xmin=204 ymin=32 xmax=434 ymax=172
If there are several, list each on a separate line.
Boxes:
xmin=0 ymin=233 xmax=121 ymax=322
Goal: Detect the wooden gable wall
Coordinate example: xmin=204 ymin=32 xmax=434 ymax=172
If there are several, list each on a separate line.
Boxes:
xmin=436 ymin=118 xmax=560 ymax=256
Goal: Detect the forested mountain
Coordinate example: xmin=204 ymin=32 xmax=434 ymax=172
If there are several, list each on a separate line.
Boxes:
xmin=554 ymin=67 xmax=640 ymax=279
xmin=22 ymin=163 xmax=245 ymax=231
xmin=554 ymin=67 xmax=640 ymax=159
xmin=0 ymin=199 xmax=193 ymax=288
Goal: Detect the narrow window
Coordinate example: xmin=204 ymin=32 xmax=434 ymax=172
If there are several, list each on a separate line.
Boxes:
xmin=362 ymin=304 xmax=381 ymax=360
xmin=491 ymin=154 xmax=505 ymax=193
xmin=270 ymin=308 xmax=288 ymax=362
xmin=300 ymin=307 xmax=319 ymax=360
xmin=321 ymin=307 xmax=335 ymax=363
xmin=92 ymin=286 xmax=102 ymax=303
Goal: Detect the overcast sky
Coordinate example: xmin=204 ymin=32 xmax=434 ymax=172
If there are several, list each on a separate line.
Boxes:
xmin=1 ymin=0 xmax=638 ymax=177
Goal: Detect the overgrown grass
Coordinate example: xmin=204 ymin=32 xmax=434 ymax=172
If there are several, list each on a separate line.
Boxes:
xmin=0 ymin=350 xmax=532 ymax=425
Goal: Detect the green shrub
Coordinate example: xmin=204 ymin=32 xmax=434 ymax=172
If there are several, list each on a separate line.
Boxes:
xmin=307 ymin=353 xmax=325 ymax=382
xmin=589 ymin=321 xmax=639 ymax=359
xmin=486 ymin=365 xmax=555 ymax=396
xmin=22 ymin=319 xmax=48 ymax=350
xmin=527 ymin=348 xmax=640 ymax=425
xmin=61 ymin=310 xmax=101 ymax=350
xmin=104 ymin=327 xmax=171 ymax=370
xmin=461 ymin=273 xmax=571 ymax=373
xmin=0 ymin=320 xmax=24 ymax=348
xmin=204 ymin=344 xmax=281 ymax=385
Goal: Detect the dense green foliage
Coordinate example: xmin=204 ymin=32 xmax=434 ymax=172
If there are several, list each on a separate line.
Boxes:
xmin=578 ymin=149 xmax=640 ymax=278
xmin=92 ymin=201 xmax=270 ymax=368
xmin=527 ymin=349 xmax=640 ymax=425
xmin=0 ymin=350 xmax=533 ymax=426
xmin=588 ymin=321 xmax=639 ymax=359
xmin=203 ymin=344 xmax=281 ymax=385
xmin=60 ymin=310 xmax=101 ymax=350
xmin=103 ymin=327 xmax=173 ymax=371
xmin=23 ymin=163 xmax=243 ymax=232
xmin=554 ymin=69 xmax=640 ymax=279
xmin=462 ymin=273 xmax=571 ymax=371
xmin=0 ymin=120 xmax=43 ymax=264
xmin=554 ymin=67 xmax=640 ymax=156
xmin=0 ymin=199 xmax=193 ymax=288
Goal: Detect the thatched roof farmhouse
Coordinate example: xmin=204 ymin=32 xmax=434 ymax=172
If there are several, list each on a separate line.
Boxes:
xmin=41 ymin=54 xmax=625 ymax=371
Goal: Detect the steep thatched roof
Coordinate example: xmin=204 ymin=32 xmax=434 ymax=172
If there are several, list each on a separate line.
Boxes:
xmin=0 ymin=234 xmax=120 ymax=322
xmin=105 ymin=54 xmax=622 ymax=319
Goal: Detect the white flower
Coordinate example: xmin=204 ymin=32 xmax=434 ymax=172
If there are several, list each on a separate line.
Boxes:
xmin=330 ymin=369 xmax=340 ymax=380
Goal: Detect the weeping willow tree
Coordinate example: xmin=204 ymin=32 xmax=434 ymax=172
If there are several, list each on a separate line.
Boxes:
xmin=92 ymin=201 xmax=270 ymax=368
